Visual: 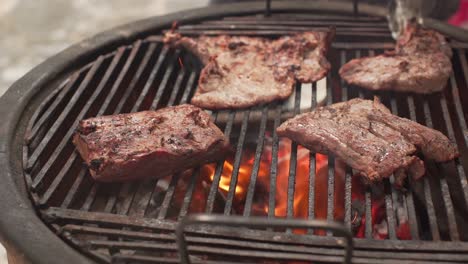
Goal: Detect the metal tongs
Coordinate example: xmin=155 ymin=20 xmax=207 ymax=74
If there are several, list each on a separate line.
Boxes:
xmin=388 ymin=0 xmax=468 ymax=42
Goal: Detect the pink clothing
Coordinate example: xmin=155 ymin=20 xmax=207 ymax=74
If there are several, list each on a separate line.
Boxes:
xmin=449 ymin=0 xmax=468 ymax=27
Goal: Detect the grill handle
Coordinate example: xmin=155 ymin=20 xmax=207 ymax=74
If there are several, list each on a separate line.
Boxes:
xmin=176 ymin=214 xmax=354 ymax=264
xmin=418 ymin=17 xmax=468 ymax=43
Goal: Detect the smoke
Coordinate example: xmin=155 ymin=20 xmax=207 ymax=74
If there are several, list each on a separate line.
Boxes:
xmin=388 ymin=0 xmax=423 ymax=38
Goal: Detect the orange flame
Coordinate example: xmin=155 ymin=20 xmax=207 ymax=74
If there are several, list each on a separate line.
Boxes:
xmin=200 ymin=148 xmax=270 ymax=207
xmin=199 ymin=136 xmax=409 ymax=239
xmin=200 ymin=138 xmax=325 ymax=221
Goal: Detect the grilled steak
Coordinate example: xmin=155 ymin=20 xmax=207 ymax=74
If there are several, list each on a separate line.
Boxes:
xmin=73 ymin=105 xmax=229 ymax=182
xmin=277 ymin=98 xmax=459 ymax=186
xmin=339 ymin=24 xmax=452 ymax=93
xmin=164 ymin=29 xmax=335 ymax=109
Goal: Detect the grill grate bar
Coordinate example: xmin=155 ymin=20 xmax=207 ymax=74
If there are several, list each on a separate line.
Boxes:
xmin=389 ymin=95 xmax=420 ymax=239
xmin=440 ymin=80 xmax=468 ymax=229
xmin=61 ymin=168 xmax=87 ymax=208
xmin=81 ymin=184 xmax=99 ymax=211
xmin=105 ymin=45 xmax=176 ymax=215
xmin=27 ymin=77 xmax=77 ymax=146
xmin=25 ymin=83 xmax=65 ymax=144
xmin=167 ymin=70 xmax=187 ymax=107
xmin=407 ymin=95 xmax=440 ymax=240
xmin=180 ymin=71 xmax=198 ymax=104
xmin=25 ymin=70 xmax=86 ymax=172
xmin=268 ymin=104 xmax=282 ymax=218
xmin=440 ymin=176 xmax=460 ymax=241
xmin=180 ymin=24 xmax=390 ymax=32
xmin=115 ymin=182 xmax=139 ymax=215
xmin=175 ymin=29 xmax=391 ymax=38
xmin=364 ymin=188 xmax=372 ymax=238
xmin=30 ymin=56 xmax=105 ymax=188
xmin=80 ymin=43 xmax=145 ymax=212
xmin=422 ymin=98 xmax=460 ymax=240
xmin=202 ymin=19 xmax=388 ymax=27
xmin=91 ymin=241 xmax=347 ymax=263
xmin=307 ymin=83 xmax=317 ymax=233
xmin=448 ymin=74 xmax=468 ymax=206
xmin=150 ymin=49 xmax=180 ymax=110
xmin=286 ymin=83 xmax=302 ymax=231
xmin=383 ymin=181 xmax=397 ymax=240
xmin=98 ymin=43 xmax=141 ymax=116
xmin=47 ymin=207 xmax=468 ymax=253
xmin=222 ymin=14 xmax=385 ymax=22
xmin=355 ymin=50 xmax=373 ymax=239
xmin=205 ymin=111 xmax=235 ymax=214
xmin=243 ymin=106 xmax=268 ymax=216
xmin=57 ymin=42 xmax=177 ymax=214
xmin=158 ymin=173 xmax=182 ymax=219
xmin=383 ymin=97 xmax=402 ymax=240
xmin=131 ymin=44 xmax=167 ymax=112
xmin=178 ymin=168 xmax=201 ymax=219
xmin=326 ymin=157 xmax=335 ymax=236
xmin=86 ymin=238 xmax=468 ymax=263
xmin=404 ymin=178 xmax=421 ymax=239
xmin=340 ymin=51 xmax=353 ymax=230
xmin=103 ymin=185 xmax=120 ymax=213
xmin=405 ymin=176 xmax=419 ymax=240
xmin=286 ymin=141 xmax=298 ymax=221
xmin=224 ymin=111 xmax=250 ymax=215
xmin=111 ymin=254 xmax=235 ymax=264
xmin=60 ymin=224 xmax=468 ymax=262
xmin=114 ymin=42 xmax=156 ymax=114
xmin=39 ymin=153 xmax=78 ymax=204
xmin=128 ymin=178 xmax=158 ymax=217
xmin=456 ymin=51 xmax=468 ymax=141
xmin=86 ymin=239 xmax=468 ymax=264
xmin=38 ymin=51 xmax=131 ymax=203
xmin=58 ymin=48 xmax=127 ymax=208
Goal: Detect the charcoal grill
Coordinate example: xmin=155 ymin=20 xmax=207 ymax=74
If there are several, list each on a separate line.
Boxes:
xmin=1 ymin=1 xmax=468 ymax=263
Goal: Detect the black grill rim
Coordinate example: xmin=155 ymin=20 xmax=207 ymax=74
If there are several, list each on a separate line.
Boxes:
xmin=0 ymin=1 xmax=421 ymax=263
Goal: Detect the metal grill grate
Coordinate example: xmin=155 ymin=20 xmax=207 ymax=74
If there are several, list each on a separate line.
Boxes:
xmin=23 ymin=11 xmax=468 ymax=264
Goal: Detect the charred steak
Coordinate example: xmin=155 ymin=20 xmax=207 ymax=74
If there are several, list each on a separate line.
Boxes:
xmin=73 ymin=105 xmax=229 ymax=182
xmin=164 ymin=29 xmax=335 ymax=109
xmin=277 ymin=98 xmax=458 ymax=186
xmin=339 ymin=24 xmax=452 ymax=93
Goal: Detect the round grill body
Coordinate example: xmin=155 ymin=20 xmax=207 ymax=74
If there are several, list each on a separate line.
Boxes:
xmin=1 ymin=1 xmax=468 ymax=263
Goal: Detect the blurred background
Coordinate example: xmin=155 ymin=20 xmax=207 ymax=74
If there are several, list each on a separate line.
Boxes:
xmin=0 ymin=1 xmax=210 ymax=262
xmin=0 ymin=0 xmax=209 ymax=97
xmin=0 ymin=0 xmax=466 ymax=263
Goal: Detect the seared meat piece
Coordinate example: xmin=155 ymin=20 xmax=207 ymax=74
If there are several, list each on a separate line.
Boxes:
xmin=339 ymin=24 xmax=452 ymax=93
xmin=277 ymin=98 xmax=458 ymax=185
xmin=73 ymin=105 xmax=229 ymax=182
xmin=164 ymin=29 xmax=335 ymax=109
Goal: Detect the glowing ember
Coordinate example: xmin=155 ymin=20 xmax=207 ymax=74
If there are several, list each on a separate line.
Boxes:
xmin=199 ymin=134 xmax=411 ymax=239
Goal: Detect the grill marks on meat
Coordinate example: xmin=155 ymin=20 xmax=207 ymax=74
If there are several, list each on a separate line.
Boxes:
xmin=73 ymin=104 xmax=229 ymax=182
xmin=339 ymin=24 xmax=452 ymax=94
xmin=277 ymin=98 xmax=458 ymax=186
xmin=164 ymin=29 xmax=335 ymax=109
